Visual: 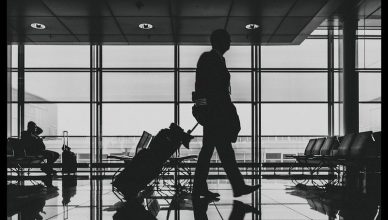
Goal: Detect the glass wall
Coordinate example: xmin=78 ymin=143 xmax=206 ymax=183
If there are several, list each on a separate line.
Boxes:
xmin=357 ymin=29 xmax=381 ymax=132
xmin=261 ymin=36 xmax=329 ymax=162
xmin=7 ymin=26 xmax=381 ymax=166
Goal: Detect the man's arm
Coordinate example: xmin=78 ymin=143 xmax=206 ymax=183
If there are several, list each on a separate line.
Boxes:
xmin=36 ymin=126 xmax=43 ymax=135
xmin=195 ymin=52 xmax=221 ymax=99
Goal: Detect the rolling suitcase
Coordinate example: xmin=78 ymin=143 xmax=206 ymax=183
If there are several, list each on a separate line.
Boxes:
xmin=62 ymin=131 xmax=77 ymax=174
xmin=112 ymin=123 xmax=198 ymax=198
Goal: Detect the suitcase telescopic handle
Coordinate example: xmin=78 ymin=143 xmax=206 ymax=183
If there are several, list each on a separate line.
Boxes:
xmin=63 ymin=131 xmax=68 ymax=146
xmin=187 ymin=123 xmax=199 ymax=135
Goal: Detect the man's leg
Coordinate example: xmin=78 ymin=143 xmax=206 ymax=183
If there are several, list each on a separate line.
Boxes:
xmin=193 ymin=129 xmax=216 ymax=195
xmin=214 ymin=140 xmax=245 ymax=193
xmin=215 ymin=139 xmax=260 ymax=197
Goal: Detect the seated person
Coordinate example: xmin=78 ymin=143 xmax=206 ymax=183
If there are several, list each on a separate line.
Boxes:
xmin=21 ymin=121 xmax=59 ymax=175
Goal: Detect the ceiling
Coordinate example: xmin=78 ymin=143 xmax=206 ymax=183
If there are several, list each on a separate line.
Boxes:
xmin=7 ymin=0 xmax=381 ymax=45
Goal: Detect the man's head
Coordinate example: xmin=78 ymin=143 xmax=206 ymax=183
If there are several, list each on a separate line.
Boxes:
xmin=210 ymin=29 xmax=231 ymax=55
xmin=27 ymin=121 xmax=37 ymax=132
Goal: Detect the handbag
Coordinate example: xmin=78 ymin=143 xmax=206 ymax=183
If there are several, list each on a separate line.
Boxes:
xmin=191 ymin=91 xmax=208 ymax=126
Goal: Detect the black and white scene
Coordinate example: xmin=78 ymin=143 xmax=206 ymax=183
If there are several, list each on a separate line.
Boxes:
xmin=6 ymin=0 xmax=382 ymax=219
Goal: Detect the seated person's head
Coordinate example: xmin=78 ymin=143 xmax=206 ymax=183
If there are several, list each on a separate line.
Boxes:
xmin=27 ymin=121 xmax=43 ymax=135
xmin=27 ymin=121 xmax=37 ymax=132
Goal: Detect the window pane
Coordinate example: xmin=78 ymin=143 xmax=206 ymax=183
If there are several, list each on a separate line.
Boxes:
xmin=12 ymin=45 xmax=18 ymax=68
xmin=179 ymin=46 xmax=251 ymax=68
xmin=261 ymin=39 xmax=327 ymax=68
xmin=11 ymin=103 xmax=18 ymax=136
xmin=103 ymin=46 xmax=174 ymax=68
xmin=310 ymin=29 xmax=328 ymax=35
xmin=334 ymin=72 xmax=339 ymax=101
xmin=334 ymin=103 xmax=341 ymax=136
xmin=25 ymin=45 xmax=90 ymax=67
xmin=25 ymin=72 xmax=90 ymax=101
xmin=12 ymin=72 xmax=18 ymax=101
xmin=230 ymin=73 xmax=251 ymax=101
xmin=261 ymin=104 xmax=328 ymax=135
xmin=334 ymin=39 xmax=339 ymax=68
xmin=24 ymin=104 xmax=90 ymax=136
xmin=234 ymin=137 xmax=252 ymax=162
xmin=102 ymin=104 xmax=174 ymax=136
xmin=261 ymin=73 xmax=327 ymax=101
xmin=103 ymin=72 xmax=174 ymax=101
xmin=179 ymin=46 xmax=210 ymax=68
xmin=224 ymin=46 xmax=251 ymax=68
xmin=357 ymin=30 xmax=381 ymax=35
xmin=179 ymin=73 xmax=195 ymax=102
xmin=261 ymin=136 xmax=321 ymax=163
xmin=179 ymin=72 xmax=251 ymax=102
xmin=357 ymin=39 xmax=381 ymax=68
xmin=359 ymin=104 xmax=381 ymax=132
xmin=359 ymin=73 xmax=381 ymax=102
xmin=235 ymin=104 xmax=251 ymax=136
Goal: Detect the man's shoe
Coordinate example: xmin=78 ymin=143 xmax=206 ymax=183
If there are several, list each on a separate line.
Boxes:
xmin=233 ymin=185 xmax=260 ymax=197
xmin=192 ymin=190 xmax=220 ymax=198
xmin=201 ymin=190 xmax=220 ymax=198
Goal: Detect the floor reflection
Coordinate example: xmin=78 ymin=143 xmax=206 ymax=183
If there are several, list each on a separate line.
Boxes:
xmin=286 ymin=185 xmax=380 ymax=220
xmin=7 ymin=184 xmax=59 ymax=219
xmin=7 ymin=179 xmax=380 ymax=220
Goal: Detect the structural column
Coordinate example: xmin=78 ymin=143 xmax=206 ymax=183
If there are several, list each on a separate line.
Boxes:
xmin=17 ymin=44 xmax=25 ymax=137
xmin=341 ymin=14 xmax=359 ymax=135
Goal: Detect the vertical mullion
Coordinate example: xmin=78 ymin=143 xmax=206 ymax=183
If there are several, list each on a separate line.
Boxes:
xmin=90 ymin=45 xmax=94 ymax=167
xmin=174 ymin=44 xmax=179 ymax=125
xmin=18 ymin=44 xmax=25 ymax=138
xmin=90 ymin=44 xmax=94 ymax=220
xmin=250 ymin=45 xmax=255 ymax=197
xmin=174 ymin=44 xmax=180 ymax=220
xmin=328 ymin=28 xmax=334 ymax=136
xmin=250 ymin=43 xmax=256 ymax=218
xmin=98 ymin=45 xmax=103 ymax=165
xmin=257 ymin=43 xmax=262 ymax=218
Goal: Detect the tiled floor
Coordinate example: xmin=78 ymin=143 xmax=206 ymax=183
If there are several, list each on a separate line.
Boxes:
xmin=7 ymin=178 xmax=380 ymax=220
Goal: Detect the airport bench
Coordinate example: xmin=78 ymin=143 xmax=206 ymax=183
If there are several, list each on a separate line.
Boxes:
xmin=287 ymin=131 xmax=380 ymax=189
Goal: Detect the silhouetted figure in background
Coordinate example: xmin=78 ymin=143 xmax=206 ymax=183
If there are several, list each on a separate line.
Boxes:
xmin=192 ymin=29 xmax=259 ymax=198
xmin=21 ymin=121 xmax=59 ymax=177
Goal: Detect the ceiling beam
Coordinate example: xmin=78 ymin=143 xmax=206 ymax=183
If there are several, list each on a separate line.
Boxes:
xmin=267 ymin=0 xmax=298 ymax=43
xmin=39 ymin=0 xmax=80 ymax=42
xmin=103 ymin=0 xmax=130 ymax=44
xmin=168 ymin=0 xmax=178 ymax=43
xmin=224 ymin=0 xmax=234 ymax=30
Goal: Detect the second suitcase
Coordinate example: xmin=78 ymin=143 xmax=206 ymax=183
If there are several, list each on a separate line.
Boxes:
xmin=62 ymin=131 xmax=77 ymax=174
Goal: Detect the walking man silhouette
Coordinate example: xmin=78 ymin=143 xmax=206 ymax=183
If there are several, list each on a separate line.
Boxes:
xmin=192 ymin=29 xmax=259 ymax=198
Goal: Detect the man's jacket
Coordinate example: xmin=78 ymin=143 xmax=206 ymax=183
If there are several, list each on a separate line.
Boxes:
xmin=194 ymin=49 xmax=241 ymax=143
